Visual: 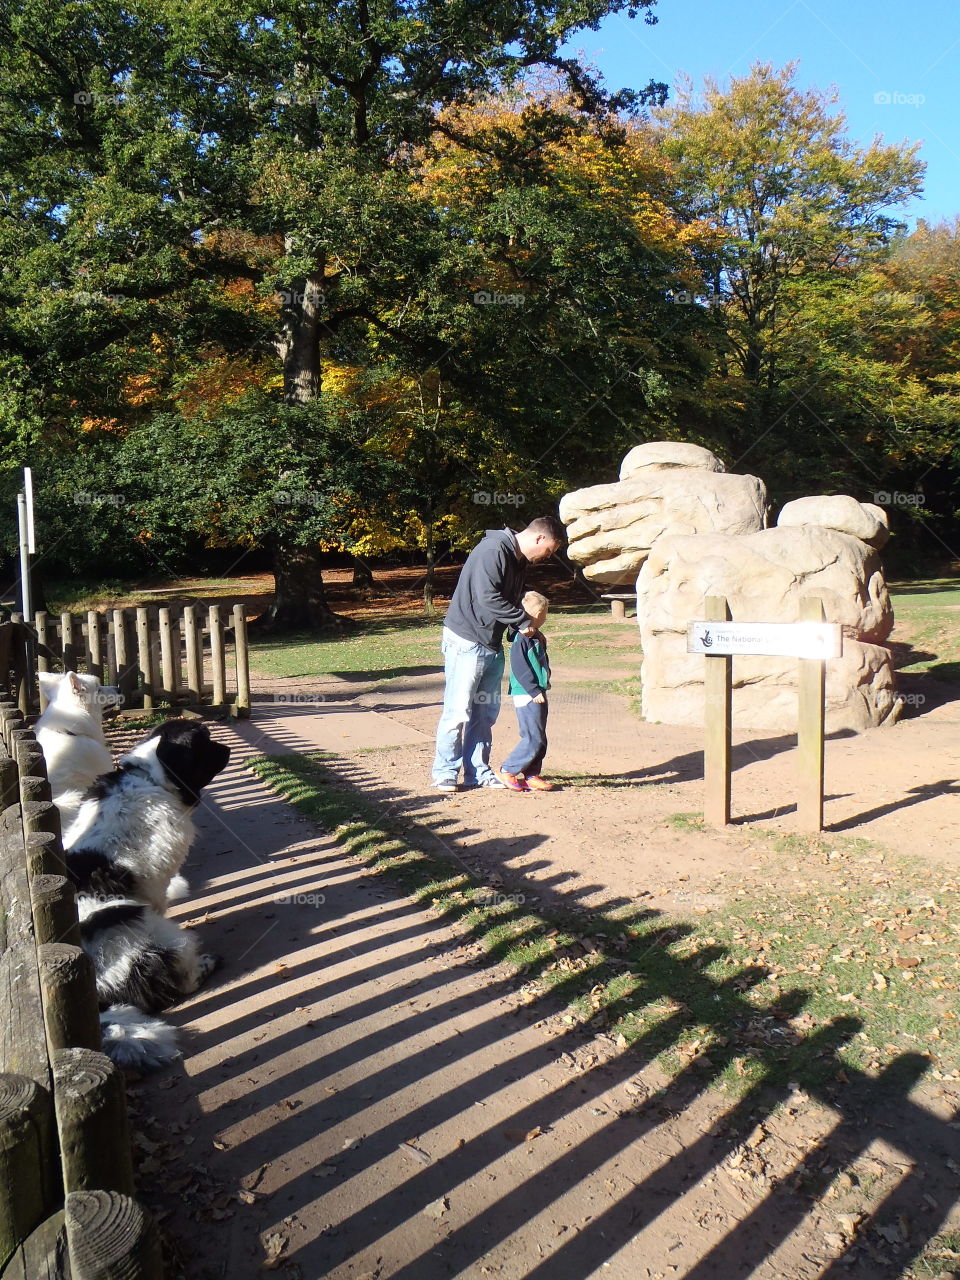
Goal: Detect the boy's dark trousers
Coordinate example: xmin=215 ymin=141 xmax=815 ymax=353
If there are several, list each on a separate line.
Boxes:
xmin=501 ymin=699 xmax=548 ymax=776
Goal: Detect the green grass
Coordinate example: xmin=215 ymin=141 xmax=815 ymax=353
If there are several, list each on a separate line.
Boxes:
xmin=889 ymin=579 xmax=960 ymax=680
xmin=249 ymin=608 xmax=639 ymax=682
xmin=37 ymin=579 xmax=134 ymax=613
xmin=250 ymin=615 xmax=442 ymax=679
xmin=906 ymin=1231 xmax=960 ymax=1277
xmin=247 ymin=752 xmax=960 ymax=1098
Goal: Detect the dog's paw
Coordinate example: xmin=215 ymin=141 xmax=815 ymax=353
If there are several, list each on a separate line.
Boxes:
xmin=197 ymin=953 xmax=222 ymax=982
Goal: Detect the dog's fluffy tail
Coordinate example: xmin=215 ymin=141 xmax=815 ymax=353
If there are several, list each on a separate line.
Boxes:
xmin=99 ymin=1004 xmax=181 ymax=1071
xmin=166 ymin=873 xmax=190 ymax=903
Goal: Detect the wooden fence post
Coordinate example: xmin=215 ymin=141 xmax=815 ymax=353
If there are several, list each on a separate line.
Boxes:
xmin=30 ymin=875 xmax=81 ymax=949
xmin=798 ymin=596 xmax=827 ymax=833
xmin=35 ymin=614 xmax=50 ymax=712
xmin=183 ymin=606 xmax=202 ymax=705
xmin=0 ymin=1075 xmax=57 ymax=1265
xmin=0 ymin=702 xmax=23 ymax=753
xmin=209 ymin=605 xmax=226 ymax=708
xmin=25 ymin=831 xmax=67 ymax=881
xmin=60 ymin=613 xmax=76 ymax=674
xmin=703 ymin=595 xmax=733 ymax=828
xmin=158 ymin=607 xmax=179 ymax=706
xmin=232 ymin=603 xmax=251 ymax=717
xmin=87 ymin=611 xmax=103 ymax=683
xmin=10 ymin=614 xmax=31 ymax=715
xmin=0 ymin=756 xmax=19 ymax=810
xmin=64 ymin=1189 xmax=163 ymax=1280
xmin=113 ymin=610 xmax=136 ymax=708
xmin=37 ymin=945 xmax=101 ymax=1055
xmin=135 ymin=608 xmax=154 ymax=712
xmin=52 ymin=1049 xmax=134 ymax=1198
xmin=105 ymin=620 xmax=118 ymax=689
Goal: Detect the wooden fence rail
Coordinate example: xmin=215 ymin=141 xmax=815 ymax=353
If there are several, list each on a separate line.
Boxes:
xmin=0 ymin=696 xmax=162 ymax=1278
xmin=0 ymin=603 xmax=250 ymax=718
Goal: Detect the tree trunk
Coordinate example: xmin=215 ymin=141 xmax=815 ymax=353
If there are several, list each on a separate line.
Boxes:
xmin=351 ymin=557 xmax=375 ymax=590
xmin=423 ymin=527 xmax=436 ymax=614
xmin=281 ymin=238 xmax=325 ymax=406
xmin=253 ymin=543 xmax=347 ymax=631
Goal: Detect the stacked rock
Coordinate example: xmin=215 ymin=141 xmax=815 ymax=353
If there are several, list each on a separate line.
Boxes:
xmin=560 ymin=445 xmax=899 ymax=733
xmin=558 ymin=442 xmax=767 ymax=586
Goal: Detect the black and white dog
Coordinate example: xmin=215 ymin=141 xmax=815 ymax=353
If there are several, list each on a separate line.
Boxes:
xmin=64 ymin=720 xmax=231 ymax=1070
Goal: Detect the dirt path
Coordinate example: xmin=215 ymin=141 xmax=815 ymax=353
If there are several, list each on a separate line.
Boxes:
xmin=121 ymin=659 xmax=960 ymax=1280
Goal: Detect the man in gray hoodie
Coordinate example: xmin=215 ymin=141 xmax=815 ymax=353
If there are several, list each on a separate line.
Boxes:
xmin=432 ymin=515 xmax=566 ymax=791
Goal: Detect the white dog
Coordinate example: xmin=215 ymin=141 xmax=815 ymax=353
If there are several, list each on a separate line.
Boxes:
xmin=65 ymin=719 xmax=231 ymax=1070
xmin=35 ymin=671 xmax=120 ymax=832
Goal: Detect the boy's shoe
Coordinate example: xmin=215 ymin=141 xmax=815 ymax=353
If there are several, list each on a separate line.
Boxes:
xmin=462 ymin=774 xmax=506 ymax=790
xmin=499 ymin=771 xmax=530 ymax=792
xmin=433 ymin=779 xmax=458 ymax=793
xmin=524 ymin=775 xmax=555 ymax=792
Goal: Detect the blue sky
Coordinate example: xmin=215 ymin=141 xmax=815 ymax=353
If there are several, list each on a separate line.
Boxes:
xmin=564 ymin=0 xmax=960 ymax=227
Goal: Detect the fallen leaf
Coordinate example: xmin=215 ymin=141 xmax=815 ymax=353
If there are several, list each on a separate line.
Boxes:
xmin=504 ymin=1127 xmax=542 ymax=1143
xmin=423 ymin=1197 xmax=448 ymax=1220
xmin=262 ymin=1233 xmax=288 ymax=1270
xmin=398 ymin=1142 xmax=432 ymax=1166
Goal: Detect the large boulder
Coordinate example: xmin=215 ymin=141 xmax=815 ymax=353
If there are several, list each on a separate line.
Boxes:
xmin=777 ymin=495 xmax=890 ymax=549
xmin=619 ymin=441 xmax=725 ymax=479
xmin=636 ymin=526 xmax=897 ymax=732
xmin=560 ymin=469 xmax=768 ymax=586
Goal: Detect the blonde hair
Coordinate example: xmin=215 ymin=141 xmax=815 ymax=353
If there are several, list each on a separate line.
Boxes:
xmin=522 ymin=590 xmax=549 ymax=616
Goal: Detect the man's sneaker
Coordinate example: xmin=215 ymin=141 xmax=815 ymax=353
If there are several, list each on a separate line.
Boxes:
xmin=525 ymin=775 xmax=556 ymax=792
xmin=433 ymin=780 xmax=458 ymax=793
xmin=499 ymin=771 xmax=530 ymax=792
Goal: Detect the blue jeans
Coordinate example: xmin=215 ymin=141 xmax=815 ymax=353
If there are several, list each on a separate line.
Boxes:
xmin=432 ymin=628 xmax=504 ymax=786
xmin=501 ymin=699 xmax=548 ymax=776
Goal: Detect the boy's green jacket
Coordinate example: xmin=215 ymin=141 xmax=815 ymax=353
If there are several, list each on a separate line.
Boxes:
xmin=507 ymin=630 xmax=550 ymax=697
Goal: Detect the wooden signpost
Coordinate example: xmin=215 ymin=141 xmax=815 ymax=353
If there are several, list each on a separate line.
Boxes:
xmin=688 ymin=596 xmax=842 ymax=831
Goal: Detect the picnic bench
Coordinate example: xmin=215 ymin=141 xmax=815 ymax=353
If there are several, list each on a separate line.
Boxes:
xmin=600 ymin=593 xmax=637 ymax=621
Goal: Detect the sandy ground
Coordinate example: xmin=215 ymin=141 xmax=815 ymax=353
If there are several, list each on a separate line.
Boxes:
xmin=116 ymin=642 xmax=960 ymax=1280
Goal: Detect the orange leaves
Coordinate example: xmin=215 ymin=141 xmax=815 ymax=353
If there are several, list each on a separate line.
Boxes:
xmin=174 ymin=354 xmax=273 ymax=419
xmin=122 ymin=371 xmax=159 ymax=408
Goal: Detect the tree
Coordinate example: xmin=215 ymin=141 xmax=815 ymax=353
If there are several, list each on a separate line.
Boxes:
xmin=0 ymin=0 xmax=670 ymax=627
xmin=656 ymin=63 xmax=924 ymax=449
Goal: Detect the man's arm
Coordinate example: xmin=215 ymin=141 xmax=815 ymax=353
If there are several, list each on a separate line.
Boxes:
xmin=474 ymin=542 xmax=529 ymax=629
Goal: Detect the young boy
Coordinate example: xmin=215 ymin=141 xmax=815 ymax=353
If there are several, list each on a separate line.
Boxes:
xmin=500 ymin=590 xmax=555 ymax=792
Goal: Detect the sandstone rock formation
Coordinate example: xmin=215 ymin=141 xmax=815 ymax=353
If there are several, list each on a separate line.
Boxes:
xmin=619 ymin=441 xmax=726 ymax=478
xmin=560 ymin=453 xmax=767 ymax=586
xmin=777 ymin=494 xmax=890 ymax=549
xmin=636 ymin=525 xmax=898 ymax=732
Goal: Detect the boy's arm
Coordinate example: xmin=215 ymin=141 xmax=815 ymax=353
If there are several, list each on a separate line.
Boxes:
xmin=510 ymin=635 xmax=542 ymax=698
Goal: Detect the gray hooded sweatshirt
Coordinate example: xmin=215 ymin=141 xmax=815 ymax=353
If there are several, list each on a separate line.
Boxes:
xmin=444 ymin=529 xmax=530 ymax=651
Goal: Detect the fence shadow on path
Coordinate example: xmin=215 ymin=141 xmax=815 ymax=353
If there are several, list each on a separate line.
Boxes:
xmin=139 ymin=727 xmax=960 ymax=1280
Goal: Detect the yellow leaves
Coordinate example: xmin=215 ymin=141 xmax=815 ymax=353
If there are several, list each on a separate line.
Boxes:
xmin=121 ymin=372 xmax=160 ymax=408
xmin=79 ymin=415 xmax=122 ymax=433
xmin=320 ymin=360 xmax=363 ymax=397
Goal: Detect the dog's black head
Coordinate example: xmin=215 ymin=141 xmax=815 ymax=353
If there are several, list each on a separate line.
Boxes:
xmin=148 ymin=720 xmax=231 ymax=806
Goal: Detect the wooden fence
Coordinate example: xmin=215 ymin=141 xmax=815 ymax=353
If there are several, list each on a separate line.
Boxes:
xmin=0 ymin=695 xmax=163 ymax=1277
xmin=0 ymin=604 xmax=251 ymax=718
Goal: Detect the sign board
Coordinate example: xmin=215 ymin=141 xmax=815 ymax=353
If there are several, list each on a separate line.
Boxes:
xmin=687 ymin=620 xmax=843 ymax=660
